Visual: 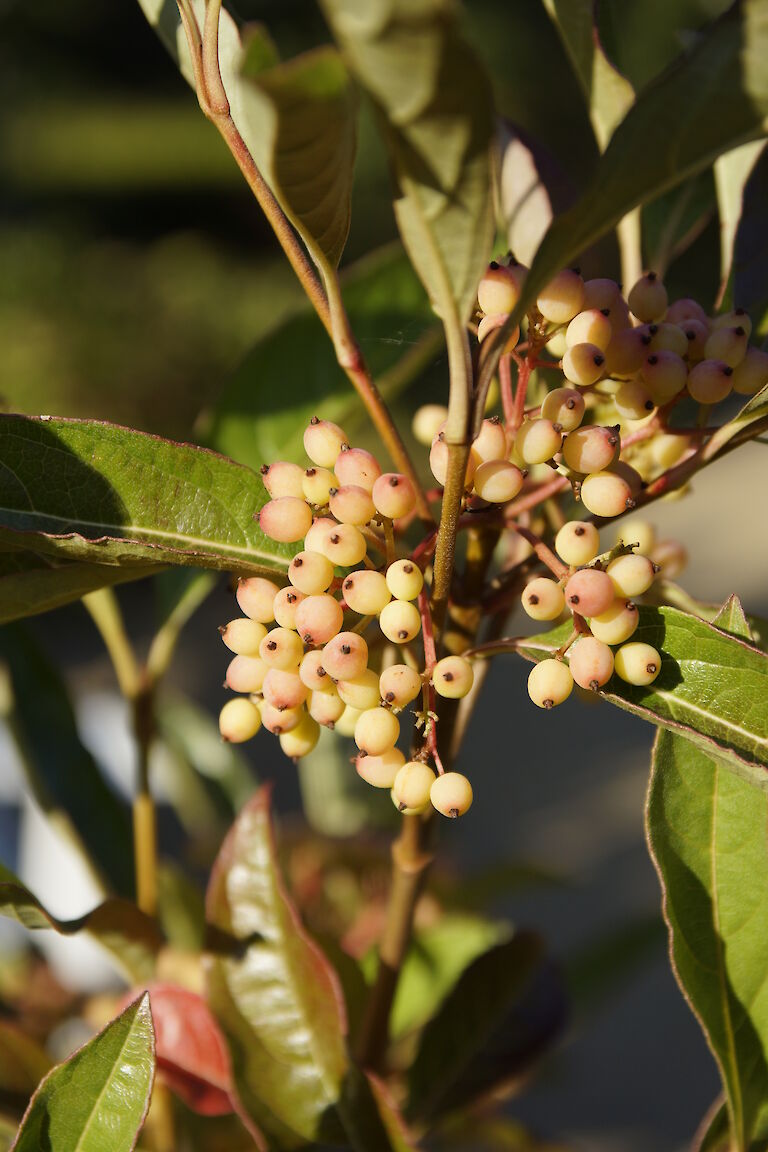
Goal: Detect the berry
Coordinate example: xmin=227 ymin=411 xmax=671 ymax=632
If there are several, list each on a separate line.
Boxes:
xmin=289 ymin=551 xmax=334 ymax=595
xmin=472 ymin=418 xmax=508 ymax=463
xmin=562 ymin=425 xmax=619 ymax=474
xmin=261 ymin=460 xmax=305 ymax=499
xmin=477 ymin=314 xmax=520 ymax=347
xmin=309 ymin=689 xmax=345 ymax=727
xmin=612 ymin=460 xmax=643 ymax=497
xmin=294 ymin=594 xmax=344 ymax=646
xmin=603 ymin=328 xmax=646 ymax=377
xmin=334 ymin=447 xmax=382 ymax=492
xmin=372 ymin=473 xmax=417 ymax=520
xmin=279 ymin=712 xmax=320 ymax=758
xmin=522 ymin=577 xmax=566 ymax=621
xmin=590 ymin=599 xmax=639 ymax=644
xmin=302 ymin=467 xmax=337 ymax=506
xmin=650 ymin=539 xmax=688 ymax=579
xmin=412 ymin=404 xmax=449 ymax=447
xmin=379 ymin=599 xmax=422 ymax=643
xmin=337 ymin=669 xmax=381 ymax=711
xmin=259 ymin=497 xmax=313 ymax=544
xmin=580 ymin=470 xmax=634 ymax=517
xmin=259 ymin=700 xmax=303 ymax=735
xmin=342 ymin=570 xmax=391 ymax=616
xmin=565 ymin=308 xmax=612 ymax=351
xmin=627 ymin=272 xmax=668 ymax=322
xmin=583 ymin=277 xmax=621 ymax=311
xmin=329 ymin=485 xmax=376 ymax=526
xmin=273 ymin=586 xmax=306 ymax=630
xmin=680 ymin=318 xmax=709 ymax=362
xmin=648 ymin=322 xmax=688 ymax=358
xmin=527 ymin=659 xmax=573 ymax=709
xmin=712 ymin=308 xmax=752 ymax=337
xmin=641 ymin=351 xmax=687 ymax=404
xmin=220 ymin=618 xmax=267 ymax=656
xmin=606 ymin=553 xmax=656 ymax=597
xmin=474 ymin=460 xmax=524 ymax=503
xmin=320 ymin=524 xmax=368 ymax=567
xmin=732 ymin=346 xmax=768 ymax=395
xmin=236 ymin=576 xmax=280 ymax=623
xmin=614 ymin=642 xmax=661 ymax=686
xmin=555 ymin=520 xmax=600 ymax=566
xmin=687 ymin=359 xmax=733 ymax=404
xmin=562 ymin=343 xmax=605 ymax=386
xmin=303 ymin=418 xmax=347 ymax=468
xmin=614 ymin=379 xmax=655 ymax=420
xmin=564 ymin=568 xmax=615 ymax=617
xmin=515 ymin=418 xmax=563 ymax=464
xmin=379 ymin=664 xmax=422 ymax=708
xmin=541 ymin=387 xmax=585 ymax=432
xmin=432 ymin=655 xmax=474 ymax=699
xmin=321 ymin=632 xmax=369 ymax=680
xmin=299 ymin=649 xmax=333 ymax=693
xmin=537 ymin=268 xmax=585 ymax=324
xmin=430 ymin=771 xmax=473 ymax=818
xmin=225 ymin=655 xmax=268 ymax=694
xmin=385 ymin=559 xmax=424 ymax=601
xmin=335 ymin=704 xmax=363 ymax=737
xmin=354 ymin=707 xmax=400 ymax=755
xmin=262 ymin=668 xmax=308 ymax=711
xmin=666 ymin=298 xmax=708 ymax=326
xmin=393 ymin=761 xmax=435 ymax=811
xmin=477 ymin=261 xmax=522 ymax=315
xmin=259 ymin=627 xmax=304 ymax=670
xmin=704 ymin=326 xmax=748 ymax=368
xmin=356 ymin=747 xmax=405 ymax=788
xmin=219 ymin=698 xmax=262 ymax=743
xmin=618 ymin=519 xmax=655 ymax=555
xmin=303 ymin=516 xmax=336 ymax=554
xmin=568 ymin=636 xmax=614 ymax=690
xmin=429 ymin=437 xmax=477 ymax=488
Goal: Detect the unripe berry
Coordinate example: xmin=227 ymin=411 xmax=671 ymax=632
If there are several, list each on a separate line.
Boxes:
xmin=541 ymin=387 xmax=585 ymax=432
xmin=225 ymin=654 xmax=268 ymax=694
xmin=546 ymin=329 xmax=568 ymax=358
xmin=372 ymin=473 xmax=416 ymax=520
xmin=567 ymin=636 xmax=614 ymax=690
xmin=603 ymin=327 xmax=647 ymax=377
xmin=555 ymin=520 xmax=600 ymax=566
xmin=562 ymin=425 xmax=619 ymax=474
xmin=614 ymin=379 xmax=655 ymax=420
xmin=329 ymin=484 xmax=376 ymax=526
xmin=580 ymin=470 xmax=634 ymax=517
xmin=303 ymin=418 xmax=347 ymax=468
xmin=527 ymin=659 xmax=573 ymax=709
xmin=294 ymin=594 xmax=344 ymax=646
xmin=477 ymin=313 xmax=520 ymax=347
xmin=432 ymin=656 xmax=474 ymax=699
xmin=258 ymin=700 xmax=303 ymax=735
xmin=337 ymin=668 xmax=381 ymax=711
xmin=321 ymin=632 xmax=368 ymax=680
xmin=536 ymin=268 xmax=585 ymax=324
xmin=732 ymin=346 xmax=768 ymax=395
xmin=302 ymin=467 xmax=337 ymax=506
xmin=273 ymin=586 xmax=306 ymax=630
xmin=606 ymin=553 xmax=656 ymax=597
xmin=641 ymin=351 xmax=687 ymax=404
xmin=385 ymin=559 xmax=424 ymax=601
xmin=627 ymin=272 xmax=667 ymax=322
xmin=477 ymin=261 xmax=522 ymax=315
xmin=429 ymin=437 xmax=477 ymax=488
xmin=259 ymin=497 xmax=313 ymax=544
xmin=611 ymin=460 xmax=643 ymax=497
xmin=335 ymin=704 xmax=363 ymax=737
xmin=342 ymin=570 xmax=391 ymax=616
xmin=650 ymin=432 xmax=691 ymax=470
xmin=355 ymin=706 xmax=400 ymax=755
xmin=299 ymin=649 xmax=332 ymax=693
xmin=289 ymin=550 xmax=334 ymax=596
xmin=650 ymin=539 xmax=688 ymax=579
xmin=393 ymin=761 xmax=435 ymax=811
xmin=562 ymin=343 xmax=605 ymax=386
xmin=617 ymin=519 xmax=655 ymax=555
xmin=379 ymin=599 xmax=421 ymax=643
xmin=309 ymin=689 xmax=345 ymax=727
xmin=320 ymin=524 xmax=367 ymax=568
xmin=262 ymin=668 xmax=308 ymax=711
xmin=614 ymin=641 xmax=661 ymax=686
xmin=334 ymin=447 xmax=381 ymax=492
xmin=471 ymin=417 xmax=508 ymax=463
xmin=303 ymin=516 xmax=336 ymax=554
xmin=473 ymin=460 xmax=524 ymax=503
xmin=515 ymin=418 xmax=562 ymax=465
xmin=666 ymin=298 xmax=708 ymax=326
xmin=379 ymin=664 xmax=422 ymax=709
xmin=220 ymin=618 xmax=267 ymax=656
xmin=259 ymin=627 xmax=304 ymax=670
xmin=236 ymin=576 xmax=280 ymax=623
xmin=680 ymin=318 xmax=709 ymax=362
xmin=565 ymin=308 xmax=612 ymax=351
xmin=412 ymin=404 xmax=449 ymax=446
xmin=590 ymin=598 xmax=639 ymax=644
xmin=522 ymin=577 xmax=566 ymax=621
xmin=430 ymin=771 xmax=473 ymax=818
xmin=583 ymin=277 xmax=621 ymax=311
xmin=564 ymin=568 xmax=615 ymax=617
xmin=219 ymin=697 xmax=262 ymax=743
xmin=712 ymin=307 xmax=752 ymax=336
xmin=704 ymin=326 xmax=748 ymax=367
xmin=649 ymin=322 xmax=688 ymax=358
xmin=279 ymin=712 xmax=320 ymax=758
xmin=687 ymin=359 xmax=733 ymax=404
xmin=261 ymin=460 xmax=304 ymax=499
xmin=356 ymin=747 xmax=405 ymax=788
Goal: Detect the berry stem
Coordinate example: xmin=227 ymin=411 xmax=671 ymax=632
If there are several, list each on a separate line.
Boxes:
xmin=508 ymin=523 xmax=569 ymax=580
xmin=499 ymin=353 xmax=515 ymax=426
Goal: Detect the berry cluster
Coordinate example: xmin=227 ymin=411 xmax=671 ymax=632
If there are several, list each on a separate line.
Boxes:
xmin=219 ymin=418 xmax=475 ymax=818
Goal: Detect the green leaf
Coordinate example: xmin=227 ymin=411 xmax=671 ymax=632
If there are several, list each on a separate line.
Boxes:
xmin=515 ymin=0 xmax=768 ymax=320
xmin=207 ymin=245 xmax=438 ymax=470
xmin=728 ymin=141 xmax=768 ymax=335
xmin=642 ymin=170 xmax=716 ymax=276
xmin=12 ymin=994 xmax=155 ymax=1152
xmin=695 ymin=1103 xmax=730 ymax=1152
xmin=0 ymin=416 xmax=294 ymax=575
xmin=0 ymin=623 xmax=134 ymax=896
xmin=0 ymin=550 xmax=150 ymax=625
xmin=520 ymin=605 xmax=768 ymax=788
xmin=0 ymin=863 xmax=162 ymax=983
xmin=319 ymin=0 xmax=496 ymax=325
xmin=713 ymin=140 xmax=765 ymax=303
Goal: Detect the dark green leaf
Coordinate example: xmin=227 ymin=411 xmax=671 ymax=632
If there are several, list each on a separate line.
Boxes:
xmin=0 ymin=550 xmax=150 ymax=625
xmin=0 ymin=863 xmax=162 ymax=983
xmin=729 ymin=141 xmax=768 ymax=335
xmin=598 ymin=0 xmax=732 ymax=91
xmin=643 ymin=171 xmax=716 ymax=276
xmin=714 ymin=141 xmax=765 ymax=303
xmin=0 ymin=623 xmax=133 ymax=895
xmin=319 ymin=0 xmax=496 ymax=325
xmin=0 ymin=416 xmax=294 ymax=575
xmin=12 ymin=995 xmax=155 ymax=1152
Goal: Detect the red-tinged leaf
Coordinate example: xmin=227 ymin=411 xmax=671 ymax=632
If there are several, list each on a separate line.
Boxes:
xmin=367 ymin=1074 xmax=422 ymax=1151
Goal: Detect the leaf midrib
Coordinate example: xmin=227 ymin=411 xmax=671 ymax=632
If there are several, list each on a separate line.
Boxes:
xmin=72 ymin=1010 xmax=143 ymax=1152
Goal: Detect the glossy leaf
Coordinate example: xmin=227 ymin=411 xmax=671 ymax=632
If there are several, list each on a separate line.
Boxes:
xmin=520 ymin=605 xmax=768 ymax=789
xmin=12 ymin=994 xmax=155 ymax=1152
xmin=0 ymin=863 xmax=162 ymax=983
xmin=0 ymin=550 xmax=150 ymax=625
xmin=714 ymin=140 xmax=765 ymax=301
xmin=0 ymin=623 xmax=133 ymax=895
xmin=319 ymin=0 xmax=496 ymax=325
xmin=0 ymin=416 xmax=294 ymax=575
